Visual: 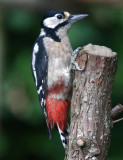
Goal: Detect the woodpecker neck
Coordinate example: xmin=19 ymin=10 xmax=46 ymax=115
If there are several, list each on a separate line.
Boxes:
xmin=40 ymin=22 xmax=71 ymax=42
xmin=40 ymin=27 xmax=60 ymax=42
xmin=55 ymin=25 xmax=71 ymax=43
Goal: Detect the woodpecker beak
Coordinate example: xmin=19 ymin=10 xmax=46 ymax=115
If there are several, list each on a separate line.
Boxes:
xmin=68 ymin=14 xmax=88 ymax=23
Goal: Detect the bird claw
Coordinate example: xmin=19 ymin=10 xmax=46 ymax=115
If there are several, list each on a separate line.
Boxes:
xmin=73 ymin=47 xmax=83 ymax=55
xmin=71 ymin=47 xmax=83 ymax=71
xmin=72 ymin=61 xmax=83 ymax=71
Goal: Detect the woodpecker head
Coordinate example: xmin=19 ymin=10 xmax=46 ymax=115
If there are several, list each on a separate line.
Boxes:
xmin=41 ymin=10 xmax=88 ymax=40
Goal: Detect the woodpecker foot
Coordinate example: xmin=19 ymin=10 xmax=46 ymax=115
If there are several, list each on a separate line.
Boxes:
xmin=71 ymin=47 xmax=83 ymax=71
xmin=73 ymin=47 xmax=83 ymax=55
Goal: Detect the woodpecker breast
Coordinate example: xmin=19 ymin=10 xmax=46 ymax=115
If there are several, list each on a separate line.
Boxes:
xmin=43 ymin=36 xmax=73 ymax=90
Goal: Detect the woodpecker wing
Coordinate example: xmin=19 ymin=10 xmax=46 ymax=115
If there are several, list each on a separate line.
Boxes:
xmin=31 ymin=37 xmax=52 ymax=138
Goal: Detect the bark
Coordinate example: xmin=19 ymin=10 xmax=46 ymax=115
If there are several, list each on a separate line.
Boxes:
xmin=65 ymin=44 xmax=117 ymax=160
xmin=111 ymin=104 xmax=123 ymax=119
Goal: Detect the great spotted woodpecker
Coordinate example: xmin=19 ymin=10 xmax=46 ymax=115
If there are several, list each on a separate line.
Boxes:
xmin=31 ymin=10 xmax=88 ymax=148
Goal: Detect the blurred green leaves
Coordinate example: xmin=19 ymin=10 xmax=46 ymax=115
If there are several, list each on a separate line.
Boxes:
xmin=69 ymin=20 xmax=102 ymax=49
xmin=5 ymin=9 xmax=39 ymax=32
xmin=0 ymin=133 xmax=10 ymax=158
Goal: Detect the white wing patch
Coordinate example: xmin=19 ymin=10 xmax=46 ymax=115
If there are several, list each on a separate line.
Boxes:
xmin=32 ymin=43 xmax=39 ymax=86
xmin=37 ymin=85 xmax=42 ymax=94
xmin=40 ymin=97 xmax=46 ymax=109
xmin=43 ymin=15 xmax=66 ymax=29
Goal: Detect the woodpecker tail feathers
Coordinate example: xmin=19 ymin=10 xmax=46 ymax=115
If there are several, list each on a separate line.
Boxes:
xmin=57 ymin=124 xmax=69 ymax=148
xmin=46 ymin=120 xmax=52 ymax=140
xmin=46 ymin=96 xmax=70 ymax=147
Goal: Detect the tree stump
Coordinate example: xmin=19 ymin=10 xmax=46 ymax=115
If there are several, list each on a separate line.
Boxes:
xmin=65 ymin=44 xmax=117 ymax=160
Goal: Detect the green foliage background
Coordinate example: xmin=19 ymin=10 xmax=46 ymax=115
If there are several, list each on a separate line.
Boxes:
xmin=0 ymin=2 xmax=123 ymax=160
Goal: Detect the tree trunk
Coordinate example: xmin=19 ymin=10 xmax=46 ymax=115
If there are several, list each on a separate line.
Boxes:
xmin=65 ymin=44 xmax=117 ymax=160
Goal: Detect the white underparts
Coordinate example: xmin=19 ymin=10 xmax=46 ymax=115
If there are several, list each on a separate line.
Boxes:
xmin=48 ymin=58 xmax=71 ymax=88
xmin=47 ymin=61 xmax=71 ymax=100
xmin=43 ymin=36 xmax=73 ymax=100
xmin=32 ymin=43 xmax=39 ymax=86
xmin=62 ymin=67 xmax=71 ymax=86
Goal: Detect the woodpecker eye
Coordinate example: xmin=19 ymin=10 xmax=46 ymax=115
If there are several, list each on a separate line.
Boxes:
xmin=57 ymin=14 xmax=63 ymax=19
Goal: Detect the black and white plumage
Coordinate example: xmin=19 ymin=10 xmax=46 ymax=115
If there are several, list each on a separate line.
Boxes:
xmin=57 ymin=125 xmax=69 ymax=148
xmin=31 ymin=10 xmax=88 ymax=148
xmin=32 ymin=38 xmax=47 ymax=111
xmin=31 ymin=37 xmax=52 ymax=138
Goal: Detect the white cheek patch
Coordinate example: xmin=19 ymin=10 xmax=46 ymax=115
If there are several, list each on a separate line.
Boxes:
xmin=43 ymin=16 xmax=66 ymax=29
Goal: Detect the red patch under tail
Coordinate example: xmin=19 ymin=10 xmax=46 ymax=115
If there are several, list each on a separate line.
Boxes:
xmin=46 ymin=96 xmax=70 ymax=132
